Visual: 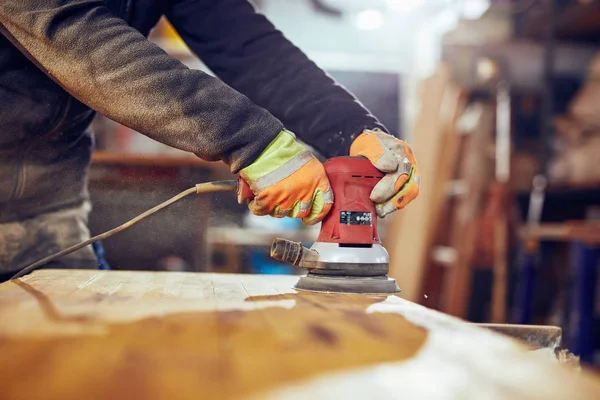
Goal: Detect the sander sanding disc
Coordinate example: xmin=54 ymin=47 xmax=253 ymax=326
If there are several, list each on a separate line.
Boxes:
xmin=293 ymin=273 xmax=400 ymax=294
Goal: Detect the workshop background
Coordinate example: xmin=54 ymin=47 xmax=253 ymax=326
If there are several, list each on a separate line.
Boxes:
xmin=89 ymin=0 xmax=600 ymax=367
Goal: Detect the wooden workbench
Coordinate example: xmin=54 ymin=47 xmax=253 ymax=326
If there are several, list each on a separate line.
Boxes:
xmin=0 ymin=270 xmax=599 ymax=400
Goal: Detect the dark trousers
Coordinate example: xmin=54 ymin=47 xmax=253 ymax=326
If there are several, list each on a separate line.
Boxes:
xmin=0 ymin=202 xmax=97 ymax=281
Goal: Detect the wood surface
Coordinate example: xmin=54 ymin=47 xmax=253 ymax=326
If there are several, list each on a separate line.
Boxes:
xmin=1 ymin=270 xmax=600 ymax=400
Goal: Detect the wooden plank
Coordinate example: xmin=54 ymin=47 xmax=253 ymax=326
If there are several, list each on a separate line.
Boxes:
xmin=442 ymin=102 xmax=495 ymax=318
xmin=492 ymin=191 xmax=509 ymax=323
xmin=385 ymin=64 xmax=458 ymax=302
xmin=490 ymin=81 xmax=512 ymax=324
xmin=1 ymin=270 xmax=599 ymax=399
xmin=419 ymin=84 xmax=467 ymax=309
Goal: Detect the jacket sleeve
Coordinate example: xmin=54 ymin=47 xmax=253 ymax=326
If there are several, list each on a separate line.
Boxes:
xmin=0 ymin=0 xmax=283 ymax=173
xmin=166 ymin=0 xmax=387 ymax=158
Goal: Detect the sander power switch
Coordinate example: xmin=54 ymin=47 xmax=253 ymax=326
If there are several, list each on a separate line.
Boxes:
xmin=340 ymin=211 xmax=372 ymax=226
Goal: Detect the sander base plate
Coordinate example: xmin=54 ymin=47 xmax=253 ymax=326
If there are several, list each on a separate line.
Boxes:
xmin=293 ymin=272 xmax=400 ymax=294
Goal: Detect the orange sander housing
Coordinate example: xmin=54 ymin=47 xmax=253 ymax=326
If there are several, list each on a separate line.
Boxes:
xmin=238 ymin=156 xmax=399 ymax=294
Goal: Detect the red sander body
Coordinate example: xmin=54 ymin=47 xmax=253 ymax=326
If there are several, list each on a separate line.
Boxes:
xmin=239 ymin=156 xmax=400 ymax=294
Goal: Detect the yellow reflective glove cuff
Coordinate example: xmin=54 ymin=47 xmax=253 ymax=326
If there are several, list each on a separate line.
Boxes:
xmin=240 ymin=130 xmax=333 ymax=224
xmin=240 ymin=130 xmax=304 ymax=182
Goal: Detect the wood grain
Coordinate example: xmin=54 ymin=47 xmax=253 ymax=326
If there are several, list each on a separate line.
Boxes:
xmin=0 ymin=270 xmax=599 ymax=400
xmin=0 ymin=270 xmax=425 ymax=400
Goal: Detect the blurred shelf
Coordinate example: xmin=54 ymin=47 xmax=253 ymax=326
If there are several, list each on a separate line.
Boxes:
xmin=521 ymin=1 xmax=600 ymax=43
xmin=517 ymin=180 xmax=600 ymax=195
xmin=92 ymin=151 xmax=227 ymax=170
xmin=545 ymin=180 xmax=600 ymax=193
xmin=522 ymin=222 xmax=600 ymax=244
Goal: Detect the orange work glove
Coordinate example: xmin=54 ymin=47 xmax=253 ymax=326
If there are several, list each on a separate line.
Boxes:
xmin=350 ymin=129 xmax=420 ymax=217
xmin=240 ymin=130 xmax=333 ymax=225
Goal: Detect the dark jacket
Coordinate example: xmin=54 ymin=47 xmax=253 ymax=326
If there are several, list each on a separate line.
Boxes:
xmin=0 ymin=0 xmax=385 ymax=222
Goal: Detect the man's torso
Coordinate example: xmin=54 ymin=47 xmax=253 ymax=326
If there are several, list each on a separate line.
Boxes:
xmin=0 ymin=0 xmax=167 ymax=221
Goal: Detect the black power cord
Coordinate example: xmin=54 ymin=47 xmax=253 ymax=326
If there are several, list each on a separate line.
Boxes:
xmin=10 ymin=180 xmax=238 ymax=280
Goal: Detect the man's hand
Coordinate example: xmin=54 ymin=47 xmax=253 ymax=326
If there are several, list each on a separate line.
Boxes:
xmin=350 ymin=129 xmax=420 ymax=217
xmin=240 ymin=130 xmax=333 ymax=225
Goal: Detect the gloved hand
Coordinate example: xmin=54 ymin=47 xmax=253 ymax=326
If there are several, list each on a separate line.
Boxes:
xmin=350 ymin=129 xmax=420 ymax=217
xmin=240 ymin=130 xmax=333 ymax=225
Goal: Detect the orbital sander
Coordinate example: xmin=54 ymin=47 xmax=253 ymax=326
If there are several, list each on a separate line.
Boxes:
xmin=238 ymin=156 xmax=399 ymax=294
xmin=12 ymin=156 xmax=399 ymax=295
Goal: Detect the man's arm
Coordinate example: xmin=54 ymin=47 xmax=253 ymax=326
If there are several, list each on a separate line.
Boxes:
xmin=166 ymin=0 xmax=387 ymax=158
xmin=0 ymin=0 xmax=283 ymax=172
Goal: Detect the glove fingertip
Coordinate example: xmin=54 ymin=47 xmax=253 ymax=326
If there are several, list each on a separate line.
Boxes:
xmin=248 ymin=201 xmax=269 ymax=216
xmin=375 ymin=202 xmax=396 ymax=218
xmin=370 ymin=191 xmax=387 ymax=204
xmin=269 ymin=204 xmax=287 ymax=218
xmin=376 ymin=158 xmax=400 ymax=173
xmin=351 ymin=135 xmax=398 ymax=173
xmin=303 ymin=201 xmax=332 ymax=225
xmin=302 ymin=190 xmax=333 ymax=225
xmin=370 ymin=176 xmax=397 ymax=203
xmin=394 ymin=174 xmax=409 ymax=193
xmin=362 ymin=152 xmax=398 ymax=173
